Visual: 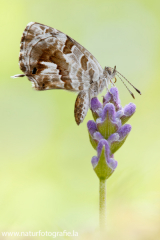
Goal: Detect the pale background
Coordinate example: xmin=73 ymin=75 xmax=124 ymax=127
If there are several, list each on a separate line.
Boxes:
xmin=0 ymin=0 xmax=160 ymax=239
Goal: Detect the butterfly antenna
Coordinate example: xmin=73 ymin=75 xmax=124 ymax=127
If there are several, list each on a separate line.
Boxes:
xmin=116 ymin=74 xmax=135 ymax=99
xmin=116 ymin=70 xmax=141 ymax=95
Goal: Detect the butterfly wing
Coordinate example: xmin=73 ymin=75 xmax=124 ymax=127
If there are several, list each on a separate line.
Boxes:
xmin=74 ymin=91 xmax=89 ymax=125
xmin=19 ymin=22 xmax=103 ymax=91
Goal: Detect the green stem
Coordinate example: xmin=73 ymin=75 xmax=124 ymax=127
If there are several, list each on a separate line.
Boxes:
xmin=99 ymin=178 xmax=106 ymax=230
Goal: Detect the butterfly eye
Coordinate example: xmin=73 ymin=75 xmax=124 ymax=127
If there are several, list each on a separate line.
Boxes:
xmin=108 ymin=69 xmax=112 ymax=75
xmin=32 ymin=67 xmax=37 ymax=74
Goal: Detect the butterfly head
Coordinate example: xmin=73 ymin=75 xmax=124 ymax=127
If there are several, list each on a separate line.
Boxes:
xmin=103 ymin=66 xmax=117 ymax=88
xmin=104 ymin=66 xmax=116 ymax=81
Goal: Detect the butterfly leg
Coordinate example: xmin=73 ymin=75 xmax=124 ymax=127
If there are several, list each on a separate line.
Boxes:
xmin=105 ymin=80 xmax=110 ymax=92
xmin=74 ymin=91 xmax=89 ymax=125
xmin=89 ymin=82 xmax=99 ymax=108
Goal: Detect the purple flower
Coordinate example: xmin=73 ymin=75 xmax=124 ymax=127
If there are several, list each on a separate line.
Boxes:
xmin=87 ymin=87 xmax=136 ymax=179
xmin=109 ymin=124 xmax=132 ymax=154
xmin=90 ymin=98 xmax=103 ymax=121
xmin=91 ymin=140 xmax=118 ymax=179
xmin=120 ymin=103 xmax=136 ymax=125
xmin=96 ymin=103 xmax=121 ymax=139
xmin=103 ymin=87 xmax=121 ymax=111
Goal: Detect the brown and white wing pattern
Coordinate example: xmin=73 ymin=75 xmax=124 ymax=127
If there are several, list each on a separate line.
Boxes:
xmin=19 ymin=22 xmax=103 ymax=91
xmin=74 ymin=91 xmax=90 ymax=125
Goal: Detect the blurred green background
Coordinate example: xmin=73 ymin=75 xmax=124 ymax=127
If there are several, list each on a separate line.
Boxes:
xmin=0 ymin=0 xmax=160 ymax=239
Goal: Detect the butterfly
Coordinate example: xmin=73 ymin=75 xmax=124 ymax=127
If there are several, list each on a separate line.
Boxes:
xmin=12 ymin=22 xmax=141 ymax=125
